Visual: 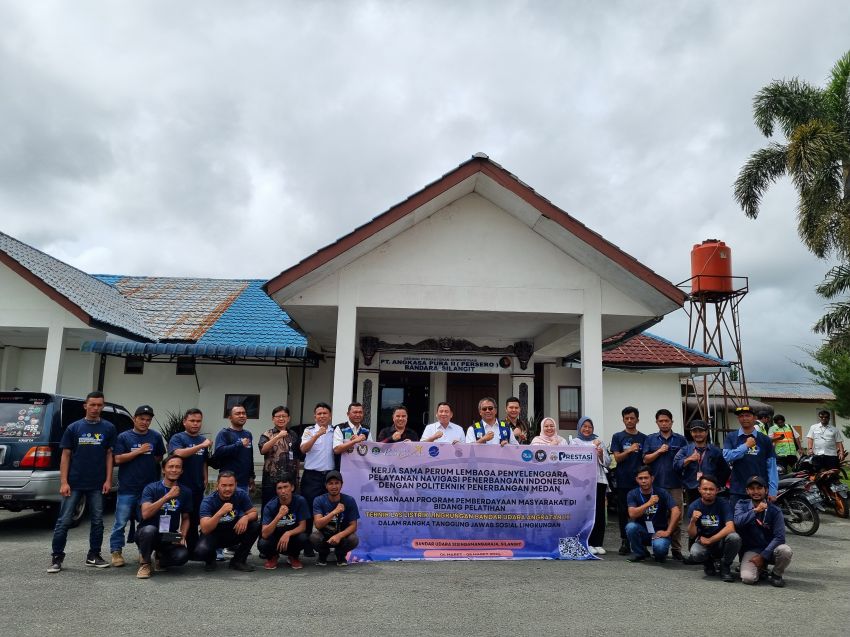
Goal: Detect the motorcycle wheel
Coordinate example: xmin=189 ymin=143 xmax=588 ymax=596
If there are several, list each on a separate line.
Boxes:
xmin=833 ymin=493 xmax=849 ymax=518
xmin=781 ymin=495 xmax=820 ymax=536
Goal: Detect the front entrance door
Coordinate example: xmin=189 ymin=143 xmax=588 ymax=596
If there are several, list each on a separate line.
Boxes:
xmin=378 ymin=371 xmax=430 ymax=437
xmin=446 ymin=373 xmax=499 ymax=430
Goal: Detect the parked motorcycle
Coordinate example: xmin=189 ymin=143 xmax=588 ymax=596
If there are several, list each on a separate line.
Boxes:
xmin=775 ymin=474 xmax=821 ymax=536
xmin=790 ymin=456 xmax=850 ymax=518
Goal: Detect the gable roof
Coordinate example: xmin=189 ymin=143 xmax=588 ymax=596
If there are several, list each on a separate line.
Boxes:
xmin=602 ymin=332 xmax=727 ymax=369
xmin=740 ymin=381 xmax=834 ymax=402
xmin=264 ymin=154 xmax=687 ymax=312
xmin=0 ymin=231 xmax=154 ymax=340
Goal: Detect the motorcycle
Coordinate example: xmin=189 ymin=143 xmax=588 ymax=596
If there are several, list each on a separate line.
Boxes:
xmin=775 ymin=474 xmax=821 ymax=536
xmin=789 ymin=456 xmax=850 ymax=518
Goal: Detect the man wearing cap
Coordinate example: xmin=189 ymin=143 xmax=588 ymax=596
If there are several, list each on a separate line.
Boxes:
xmin=674 ymin=420 xmax=725 ymax=504
xmin=686 ymin=474 xmax=740 ymax=582
xmin=109 ymin=405 xmax=166 ymax=567
xmin=806 ymin=410 xmax=846 ymax=473
xmin=310 ymin=470 xmax=360 ymax=566
xmin=421 ymin=402 xmax=465 ymax=444
xmin=723 ymin=406 xmax=778 ymax=509
xmin=625 ymin=465 xmax=681 ymax=563
xmin=768 ymin=414 xmax=801 ymax=473
xmin=734 ymin=475 xmax=792 ymax=587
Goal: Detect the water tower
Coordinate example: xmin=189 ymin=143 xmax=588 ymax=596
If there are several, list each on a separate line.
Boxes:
xmin=680 ymin=240 xmax=749 ymax=439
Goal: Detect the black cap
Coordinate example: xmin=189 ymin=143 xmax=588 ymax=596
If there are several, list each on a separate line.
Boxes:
xmin=325 ymin=470 xmax=343 ymax=484
xmin=134 ymin=405 xmax=154 ymax=417
xmin=746 ymin=475 xmax=767 ymax=488
xmin=689 ymin=420 xmax=708 ymax=430
xmin=734 ymin=405 xmax=754 ymax=415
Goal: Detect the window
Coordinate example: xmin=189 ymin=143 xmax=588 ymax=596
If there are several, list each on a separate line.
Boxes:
xmin=124 ymin=356 xmax=144 ymax=375
xmin=223 ymin=394 xmax=260 ymax=419
xmin=558 ymin=386 xmax=580 ymax=430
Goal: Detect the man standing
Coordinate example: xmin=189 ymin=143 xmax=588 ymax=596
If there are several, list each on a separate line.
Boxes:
xmin=196 ymin=470 xmax=259 ymax=572
xmin=310 ymin=471 xmax=360 ymax=566
xmin=504 ymin=396 xmax=530 ymax=444
xmin=258 ymin=405 xmax=299 ymax=509
xmin=466 ymin=397 xmax=519 ymax=446
xmin=610 ymin=406 xmax=647 ymax=555
xmin=258 ymin=476 xmax=310 ymax=570
xmin=625 ymin=466 xmax=681 ymax=563
xmin=213 ymin=405 xmax=255 ymax=492
xmin=673 ymin=420 xmax=725 ymax=504
xmin=806 ymin=410 xmax=846 ymax=472
xmin=768 ymin=414 xmax=801 ymax=473
xmin=300 ymin=402 xmax=336 ymax=551
xmin=421 ymin=402 xmax=465 ymax=444
xmin=49 ymin=391 xmax=117 ymax=573
xmin=734 ymin=475 xmax=792 ymax=587
xmin=723 ymin=406 xmax=778 ymax=509
xmin=332 ymin=402 xmax=369 ymax=470
xmin=686 ymin=475 xmax=740 ymax=582
xmin=755 ymin=410 xmax=772 ymax=435
xmin=167 ymin=408 xmax=211 ymax=555
xmin=109 ymin=405 xmax=166 ymax=567
xmin=135 ymin=454 xmax=192 ymax=579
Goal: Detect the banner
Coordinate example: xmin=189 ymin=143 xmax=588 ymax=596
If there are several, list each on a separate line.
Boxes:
xmin=379 ymin=353 xmax=512 ymax=374
xmin=341 ymin=442 xmax=598 ymax=561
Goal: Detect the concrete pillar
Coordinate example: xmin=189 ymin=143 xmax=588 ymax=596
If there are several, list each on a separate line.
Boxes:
xmin=41 ymin=325 xmax=66 ymax=393
xmin=511 ymin=365 xmax=535 ymax=422
xmin=0 ymin=345 xmax=21 ymax=390
xmin=430 ymin=372 xmax=447 ymax=418
xmin=356 ymin=359 xmax=380 ymax=439
xmin=581 ymin=283 xmax=604 ymax=439
xmin=331 ymin=301 xmax=357 ymax=427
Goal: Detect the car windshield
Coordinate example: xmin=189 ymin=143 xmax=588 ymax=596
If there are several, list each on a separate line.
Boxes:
xmin=0 ymin=395 xmax=53 ymax=441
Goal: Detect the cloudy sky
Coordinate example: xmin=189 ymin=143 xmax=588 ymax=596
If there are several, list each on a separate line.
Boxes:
xmin=2 ymin=1 xmax=848 ymax=382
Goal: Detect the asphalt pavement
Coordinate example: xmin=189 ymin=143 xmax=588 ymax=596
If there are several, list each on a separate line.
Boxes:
xmin=0 ymin=508 xmax=848 ymax=637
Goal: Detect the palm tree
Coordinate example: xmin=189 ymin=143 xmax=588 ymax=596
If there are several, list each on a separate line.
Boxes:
xmin=814 ymin=263 xmax=850 ymax=350
xmin=734 ymin=51 xmax=850 ymax=259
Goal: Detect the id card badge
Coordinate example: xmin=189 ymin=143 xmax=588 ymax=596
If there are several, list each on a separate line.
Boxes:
xmin=159 ymin=514 xmax=171 ymax=533
xmin=645 ymin=520 xmax=655 ymax=534
xmin=288 ymin=450 xmax=294 ymax=461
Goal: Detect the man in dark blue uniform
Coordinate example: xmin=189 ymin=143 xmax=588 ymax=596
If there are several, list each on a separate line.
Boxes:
xmin=686 ymin=474 xmax=740 ymax=582
xmin=723 ymin=406 xmax=778 ymax=509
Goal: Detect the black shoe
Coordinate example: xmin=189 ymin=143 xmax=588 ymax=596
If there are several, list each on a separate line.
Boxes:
xmin=228 ymin=560 xmax=255 ymax=573
xmin=618 ymin=540 xmax=631 ymax=556
xmin=85 ymin=553 xmax=110 ymax=568
xmin=768 ymin=572 xmax=786 ymax=588
xmin=316 ymin=554 xmax=328 ymax=566
xmin=671 ymin=550 xmax=684 ymax=561
xmin=627 ymin=554 xmax=647 ymax=563
xmin=703 ymin=561 xmax=717 ymax=576
xmin=204 ymin=562 xmax=217 ymax=572
xmin=336 ymin=556 xmax=348 ymax=567
xmin=47 ymin=555 xmax=63 ymax=574
xmin=720 ymin=564 xmax=735 ymax=583
xmin=653 ymin=555 xmax=667 ymax=563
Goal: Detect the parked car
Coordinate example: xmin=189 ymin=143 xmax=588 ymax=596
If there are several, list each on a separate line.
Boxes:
xmin=0 ymin=392 xmax=133 ymax=525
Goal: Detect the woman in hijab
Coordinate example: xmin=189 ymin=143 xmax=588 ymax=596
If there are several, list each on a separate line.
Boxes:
xmin=530 ymin=417 xmax=568 ymax=446
xmin=570 ymin=416 xmax=611 ymax=555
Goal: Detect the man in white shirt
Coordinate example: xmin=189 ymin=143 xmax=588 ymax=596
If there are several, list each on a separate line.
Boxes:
xmin=332 ymin=402 xmax=369 ymax=470
xmin=466 ymin=397 xmax=519 ymax=446
xmin=806 ymin=410 xmax=846 ymax=472
xmin=299 ymin=402 xmax=336 ymax=552
xmin=421 ymin=402 xmax=465 ymax=444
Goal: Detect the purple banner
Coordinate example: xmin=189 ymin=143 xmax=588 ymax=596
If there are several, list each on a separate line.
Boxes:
xmin=341 ymin=442 xmax=598 ymax=561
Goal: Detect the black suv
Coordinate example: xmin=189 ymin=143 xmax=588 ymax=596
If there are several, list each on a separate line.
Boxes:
xmin=0 ymin=392 xmax=133 ymax=524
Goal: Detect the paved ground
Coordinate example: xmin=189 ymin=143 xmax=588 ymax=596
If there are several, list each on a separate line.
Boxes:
xmin=1 ymin=508 xmax=848 ymax=637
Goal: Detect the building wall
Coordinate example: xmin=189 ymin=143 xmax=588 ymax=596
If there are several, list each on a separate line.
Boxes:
xmin=753 ymin=400 xmax=850 ymax=435
xmin=286 ymin=359 xmax=335 ymax=426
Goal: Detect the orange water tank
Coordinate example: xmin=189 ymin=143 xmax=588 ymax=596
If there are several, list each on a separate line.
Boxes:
xmin=691 ymin=239 xmax=733 ymax=294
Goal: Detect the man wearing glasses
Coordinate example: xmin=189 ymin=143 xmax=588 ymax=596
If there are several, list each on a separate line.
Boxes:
xmin=466 ymin=397 xmax=519 ymax=446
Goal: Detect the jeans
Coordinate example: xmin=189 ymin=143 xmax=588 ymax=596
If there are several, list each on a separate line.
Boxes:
xmin=110 ymin=493 xmax=141 ymax=553
xmin=625 ymin=521 xmax=671 ymax=560
xmin=135 ymin=525 xmax=190 ymax=567
xmin=688 ymin=532 xmax=741 ymax=567
xmin=51 ymin=489 xmax=104 ymax=558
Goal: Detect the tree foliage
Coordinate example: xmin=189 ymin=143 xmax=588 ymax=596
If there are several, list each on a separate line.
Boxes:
xmin=801 ymin=347 xmax=850 ymax=436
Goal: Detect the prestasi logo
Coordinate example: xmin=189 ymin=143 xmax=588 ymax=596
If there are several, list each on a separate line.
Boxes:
xmin=521 ymin=449 xmax=533 ymax=462
xmin=428 ymin=446 xmax=440 ymax=457
xmin=534 ymin=450 xmax=547 ymax=462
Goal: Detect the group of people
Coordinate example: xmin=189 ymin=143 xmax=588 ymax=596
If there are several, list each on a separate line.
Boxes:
xmin=48 ymin=391 xmax=843 ymax=586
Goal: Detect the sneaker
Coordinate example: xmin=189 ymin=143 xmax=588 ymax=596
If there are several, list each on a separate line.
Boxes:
xmin=336 ymin=556 xmax=348 ymax=567
xmin=595 ymin=547 xmax=607 ymax=556
xmin=627 ymin=554 xmax=647 ymax=563
xmin=222 ymin=548 xmax=236 ymax=559
xmin=588 ymin=546 xmax=598 ymax=555
xmin=316 ymin=554 xmax=328 ymax=567
xmin=228 ymin=560 xmax=255 ymax=573
xmin=618 ymin=540 xmax=631 ymax=556
xmin=288 ymin=557 xmax=304 ymax=570
xmin=671 ymin=550 xmax=684 ymax=561
xmin=47 ymin=556 xmax=63 ymax=574
xmin=136 ymin=563 xmax=152 ymax=579
xmin=768 ymin=572 xmax=786 ymax=588
xmin=264 ymin=557 xmax=279 ymax=570
xmin=215 ymin=549 xmax=227 ymax=562
xmin=111 ymin=551 xmax=125 ymax=567
xmin=86 ymin=553 xmax=110 ymax=568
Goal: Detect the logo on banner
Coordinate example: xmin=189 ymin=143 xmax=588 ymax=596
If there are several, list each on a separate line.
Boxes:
xmin=356 ymin=444 xmax=368 ymax=456
xmin=371 ymin=447 xmax=381 ymax=455
xmin=428 ymin=446 xmax=440 ymax=457
xmin=521 ymin=449 xmax=533 ymax=462
xmin=549 ymin=452 xmax=559 ymax=462
xmin=534 ymin=450 xmax=547 ymax=462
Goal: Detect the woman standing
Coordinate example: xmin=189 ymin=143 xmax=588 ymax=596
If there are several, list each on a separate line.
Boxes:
xmin=378 ymin=405 xmax=420 ymax=443
xmin=530 ymin=417 xmax=568 ymax=446
xmin=258 ymin=406 xmax=299 ymax=509
xmin=569 ymin=416 xmax=610 ymax=555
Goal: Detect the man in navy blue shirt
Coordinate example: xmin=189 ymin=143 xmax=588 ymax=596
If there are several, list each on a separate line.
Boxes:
xmin=673 ymin=420 xmax=726 ymax=503
xmin=135 ymin=454 xmax=192 ymax=579
xmin=625 ymin=465 xmax=680 ymax=563
xmin=109 ymin=405 xmax=166 ymax=567
xmin=734 ymin=475 xmax=792 ymax=587
xmin=258 ymin=475 xmax=310 ymax=570
xmin=686 ymin=474 xmax=740 ymax=582
xmin=310 ymin=470 xmax=360 ymax=566
xmin=642 ymin=408 xmax=687 ymax=559
xmin=610 ymin=406 xmax=647 ymax=555
xmin=212 ymin=405 xmax=255 ymax=491
xmin=49 ymin=391 xmax=117 ymax=573
xmin=196 ymin=470 xmax=259 ymax=571
xmin=167 ymin=408 xmax=211 ymax=554
xmin=723 ymin=406 xmax=778 ymax=509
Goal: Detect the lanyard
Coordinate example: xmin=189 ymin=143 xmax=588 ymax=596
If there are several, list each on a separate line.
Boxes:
xmin=639 ymin=490 xmax=655 ymax=519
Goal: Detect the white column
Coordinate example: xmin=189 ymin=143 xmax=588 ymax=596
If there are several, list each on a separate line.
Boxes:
xmin=429 ymin=372 xmax=447 ymax=419
xmin=581 ymin=283 xmax=604 ymax=439
xmin=332 ymin=302 xmax=357 ymax=425
xmin=0 ymin=345 xmax=21 ymax=390
xmin=41 ymin=325 xmax=66 ymax=393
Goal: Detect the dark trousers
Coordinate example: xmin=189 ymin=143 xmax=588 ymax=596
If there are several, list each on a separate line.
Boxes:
xmin=309 ymin=530 xmax=359 ymax=559
xmin=300 ymin=469 xmax=329 ymax=536
xmin=135 ymin=525 xmax=190 ymax=567
xmin=185 ymin=489 xmax=204 ymax=556
xmin=195 ymin=521 xmax=260 ymax=564
xmin=589 ymin=483 xmax=607 ymax=547
xmin=777 ymin=455 xmax=798 ymax=472
xmin=688 ymin=532 xmax=741 ymax=567
xmin=616 ymin=488 xmax=631 ymax=540
xmin=257 ymin=530 xmax=309 ymax=558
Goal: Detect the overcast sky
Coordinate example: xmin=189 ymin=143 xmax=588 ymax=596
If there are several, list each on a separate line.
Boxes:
xmin=2 ymin=1 xmax=848 ymax=382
